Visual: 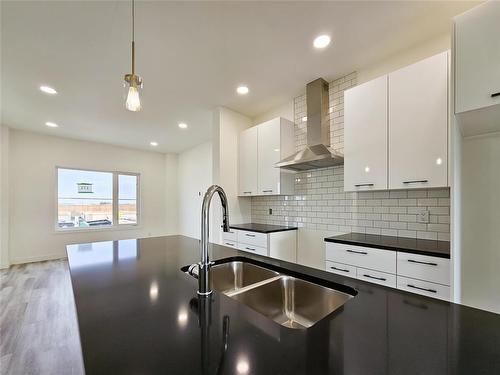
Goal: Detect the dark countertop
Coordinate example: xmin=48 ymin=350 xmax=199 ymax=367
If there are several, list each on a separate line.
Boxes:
xmin=229 ymin=223 xmax=298 ymax=233
xmin=67 ymin=235 xmax=499 ymax=375
xmin=325 ymin=232 xmax=451 ymax=258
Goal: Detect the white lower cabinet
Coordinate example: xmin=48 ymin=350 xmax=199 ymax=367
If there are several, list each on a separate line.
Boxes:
xmin=356 ymin=267 xmax=397 ymax=288
xmin=237 ymin=243 xmax=268 ymax=257
xmin=397 ymin=252 xmax=450 ymax=286
xmin=325 ymin=242 xmax=450 ymax=300
xmin=222 ymin=240 xmax=238 ymax=249
xmin=237 ymin=230 xmax=268 ymax=248
xmin=326 ymin=261 xmax=357 ymax=278
xmin=222 ymin=228 xmax=297 ymax=262
xmin=325 ymin=243 xmax=396 ymax=274
xmin=397 ymin=276 xmax=450 ymax=301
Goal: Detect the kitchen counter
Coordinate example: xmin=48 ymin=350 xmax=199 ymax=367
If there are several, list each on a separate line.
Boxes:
xmin=229 ymin=223 xmax=298 ymax=233
xmin=325 ymin=232 xmax=451 ymax=258
xmin=67 ymin=235 xmax=499 ymax=374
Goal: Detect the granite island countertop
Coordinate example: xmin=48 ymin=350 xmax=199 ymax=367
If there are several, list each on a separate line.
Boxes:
xmin=67 ymin=235 xmax=499 ymax=374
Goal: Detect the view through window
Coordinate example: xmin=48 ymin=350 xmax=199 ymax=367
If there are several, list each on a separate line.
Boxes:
xmin=57 ymin=168 xmax=139 ymax=229
xmin=119 ymin=174 xmax=138 ymax=225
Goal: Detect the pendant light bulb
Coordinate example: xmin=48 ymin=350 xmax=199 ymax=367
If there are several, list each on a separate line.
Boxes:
xmin=126 ymin=84 xmax=141 ymax=112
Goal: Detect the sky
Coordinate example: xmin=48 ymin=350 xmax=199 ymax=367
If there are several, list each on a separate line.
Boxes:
xmin=58 ymin=168 xmax=137 ymax=201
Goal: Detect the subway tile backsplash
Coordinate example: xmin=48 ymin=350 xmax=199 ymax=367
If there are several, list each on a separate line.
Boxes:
xmin=250 ymin=72 xmax=451 ymax=241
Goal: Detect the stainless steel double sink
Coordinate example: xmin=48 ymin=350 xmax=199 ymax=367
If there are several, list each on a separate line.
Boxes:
xmin=188 ymin=260 xmax=354 ymax=329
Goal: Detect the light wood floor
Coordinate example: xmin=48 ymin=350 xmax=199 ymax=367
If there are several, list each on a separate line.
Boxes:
xmin=0 ymin=260 xmax=84 ymax=375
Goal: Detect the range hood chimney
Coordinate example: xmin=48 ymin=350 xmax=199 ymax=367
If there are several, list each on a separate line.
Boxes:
xmin=275 ymin=78 xmax=344 ymax=171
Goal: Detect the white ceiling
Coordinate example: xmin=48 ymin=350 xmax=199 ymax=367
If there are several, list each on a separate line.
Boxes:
xmin=1 ymin=1 xmax=478 ymax=153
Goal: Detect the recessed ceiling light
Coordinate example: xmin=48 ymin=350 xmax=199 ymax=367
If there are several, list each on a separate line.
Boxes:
xmin=178 ymin=122 xmax=188 ymax=129
xmin=45 ymin=121 xmax=58 ymax=128
xmin=40 ymin=85 xmax=57 ymax=95
xmin=236 ymin=85 xmax=249 ymax=95
xmin=150 ymin=141 xmax=158 ymax=147
xmin=313 ymin=34 xmax=331 ymax=49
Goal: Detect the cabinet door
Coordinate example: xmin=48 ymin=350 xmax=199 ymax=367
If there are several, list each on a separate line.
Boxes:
xmin=388 ymin=293 xmax=448 ymax=374
xmin=257 ymin=119 xmax=281 ymax=195
xmin=344 ymin=75 xmax=388 ymax=191
xmin=238 ymin=126 xmax=258 ymax=196
xmin=455 ymin=2 xmax=500 ymax=114
xmin=389 ymin=52 xmax=448 ymax=189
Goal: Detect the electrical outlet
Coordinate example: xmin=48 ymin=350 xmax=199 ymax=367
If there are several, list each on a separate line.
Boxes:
xmin=269 ymin=208 xmax=273 ymax=215
xmin=417 ymin=210 xmax=430 ymax=224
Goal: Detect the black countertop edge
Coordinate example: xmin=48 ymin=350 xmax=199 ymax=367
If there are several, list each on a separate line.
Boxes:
xmin=229 ymin=223 xmax=298 ymax=234
xmin=325 ymin=232 xmax=450 ymax=259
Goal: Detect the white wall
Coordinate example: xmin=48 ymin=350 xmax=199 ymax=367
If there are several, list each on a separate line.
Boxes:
xmin=459 ymin=132 xmax=500 ymax=314
xmin=164 ymin=153 xmax=179 ymax=235
xmin=212 ymin=107 xmax=253 ymax=243
xmin=7 ymin=129 xmax=177 ymax=264
xmin=178 ymin=141 xmax=213 ymax=239
xmin=0 ymin=125 xmax=10 ymax=268
xmin=253 ymin=100 xmax=294 ymax=125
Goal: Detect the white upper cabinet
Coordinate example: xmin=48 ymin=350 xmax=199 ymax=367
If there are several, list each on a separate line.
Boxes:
xmin=238 ymin=117 xmax=294 ymax=196
xmin=257 ymin=119 xmax=281 ymax=195
xmin=454 ymin=1 xmax=500 ymax=136
xmin=389 ymin=51 xmax=448 ymax=190
xmin=344 ymin=75 xmax=388 ymax=191
xmin=238 ymin=125 xmax=258 ymax=196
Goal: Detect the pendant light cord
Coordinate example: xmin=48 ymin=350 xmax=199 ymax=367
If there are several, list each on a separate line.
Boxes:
xmin=131 ymin=0 xmax=135 ymax=75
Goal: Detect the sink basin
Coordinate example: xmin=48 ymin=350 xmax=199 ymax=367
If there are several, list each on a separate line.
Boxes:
xmin=183 ymin=259 xmax=354 ymax=329
xmin=231 ymin=276 xmax=353 ymax=329
xmin=211 ymin=261 xmax=280 ymax=296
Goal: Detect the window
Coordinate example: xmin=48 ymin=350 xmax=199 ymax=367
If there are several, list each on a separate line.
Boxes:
xmin=57 ymin=168 xmax=139 ymax=230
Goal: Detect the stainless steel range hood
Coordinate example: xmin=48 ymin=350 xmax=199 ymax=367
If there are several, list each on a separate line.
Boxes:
xmin=275 ymin=78 xmax=344 ymax=171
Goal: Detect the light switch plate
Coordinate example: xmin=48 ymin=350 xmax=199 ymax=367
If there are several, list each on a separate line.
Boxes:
xmin=417 ymin=210 xmax=430 ymax=224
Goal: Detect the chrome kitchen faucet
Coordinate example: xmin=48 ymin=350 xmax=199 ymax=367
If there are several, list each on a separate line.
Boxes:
xmin=198 ymin=185 xmax=230 ymax=296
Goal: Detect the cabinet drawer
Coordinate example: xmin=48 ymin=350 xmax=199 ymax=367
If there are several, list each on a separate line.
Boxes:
xmin=237 ymin=230 xmax=268 ymax=248
xmin=325 ymin=242 xmax=396 ymax=274
xmin=222 ymin=229 xmax=238 ymax=242
xmin=237 ymin=243 xmax=268 ymax=256
xmin=325 ymin=261 xmax=357 ymax=279
xmin=222 ymin=240 xmax=238 ymax=249
xmin=357 ymin=267 xmax=396 ymax=288
xmin=397 ymin=252 xmax=450 ymax=285
xmin=397 ymin=276 xmax=450 ymax=301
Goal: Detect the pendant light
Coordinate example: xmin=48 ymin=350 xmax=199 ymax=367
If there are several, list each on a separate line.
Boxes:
xmin=124 ymin=0 xmax=142 ymax=111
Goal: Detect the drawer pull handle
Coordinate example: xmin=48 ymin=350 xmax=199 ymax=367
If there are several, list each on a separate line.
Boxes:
xmin=407 ymin=284 xmax=437 ymax=293
xmin=245 ymin=247 xmax=256 ymax=251
xmin=245 ymin=234 xmax=256 ymax=237
xmin=331 ymin=266 xmax=350 ymax=273
xmin=354 ymin=183 xmax=374 ymax=187
xmin=243 ymin=191 xmax=252 ymax=194
xmin=346 ymin=249 xmax=368 ymax=255
xmin=491 ymin=92 xmax=500 ymax=98
xmin=363 ymin=274 xmax=386 ymax=281
xmin=407 ymin=259 xmax=438 ymax=266
xmin=262 ymin=190 xmax=273 ymax=193
xmin=225 ymin=242 xmax=235 ymax=246
xmin=403 ymin=179 xmax=428 ymax=184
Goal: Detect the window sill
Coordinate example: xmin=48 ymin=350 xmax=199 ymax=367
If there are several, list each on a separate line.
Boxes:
xmin=54 ymin=224 xmax=142 ymax=234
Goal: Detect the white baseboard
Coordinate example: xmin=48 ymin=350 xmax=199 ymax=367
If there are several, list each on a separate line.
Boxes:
xmin=0 ymin=262 xmax=10 ymax=269
xmin=10 ymin=253 xmax=67 ymax=265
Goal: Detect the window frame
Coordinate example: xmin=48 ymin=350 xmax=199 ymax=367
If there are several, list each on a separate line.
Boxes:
xmin=55 ymin=166 xmax=141 ymax=232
